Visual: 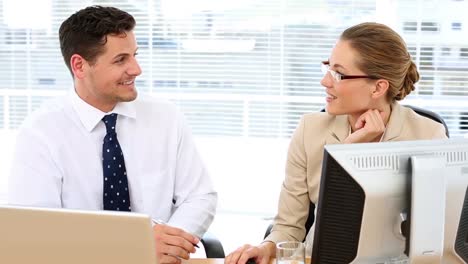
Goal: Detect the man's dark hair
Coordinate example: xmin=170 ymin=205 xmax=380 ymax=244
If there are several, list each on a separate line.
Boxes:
xmin=59 ymin=5 xmax=136 ymax=75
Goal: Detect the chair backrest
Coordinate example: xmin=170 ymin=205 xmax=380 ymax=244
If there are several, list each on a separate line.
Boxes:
xmin=200 ymin=232 xmax=225 ymax=258
xmin=320 ymin=105 xmax=450 ymax=138
xmin=403 ymin=105 xmax=449 ymax=138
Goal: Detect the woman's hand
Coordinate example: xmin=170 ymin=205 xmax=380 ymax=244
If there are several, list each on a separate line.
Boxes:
xmin=344 ymin=109 xmax=386 ymax=144
xmin=225 ymin=242 xmax=275 ymax=264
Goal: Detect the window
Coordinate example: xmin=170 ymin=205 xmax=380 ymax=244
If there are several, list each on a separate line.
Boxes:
xmin=460 ymin=112 xmax=468 ymax=131
xmin=421 ymin=21 xmax=439 ymax=32
xmin=1 ymin=0 xmax=468 ymax=215
xmin=452 ymin=22 xmax=462 ymax=31
xmin=403 ymin=21 xmax=417 ymax=32
xmin=442 ymin=47 xmax=451 ymax=56
xmin=402 ymin=21 xmax=440 ymax=33
xmin=0 ymin=96 xmax=4 ymax=129
xmin=461 ymin=48 xmax=468 ymax=59
xmin=420 ymin=47 xmax=434 ymax=69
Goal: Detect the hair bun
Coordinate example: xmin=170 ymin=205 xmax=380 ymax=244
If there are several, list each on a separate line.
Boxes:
xmin=396 ymin=61 xmax=419 ymax=100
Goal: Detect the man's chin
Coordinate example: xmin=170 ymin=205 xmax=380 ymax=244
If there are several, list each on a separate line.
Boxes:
xmin=120 ymin=91 xmax=138 ymax=102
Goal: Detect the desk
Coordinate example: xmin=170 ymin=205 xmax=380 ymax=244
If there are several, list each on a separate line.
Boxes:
xmin=184 ymin=258 xmax=311 ymax=264
xmin=183 ymin=259 xmax=225 ymax=264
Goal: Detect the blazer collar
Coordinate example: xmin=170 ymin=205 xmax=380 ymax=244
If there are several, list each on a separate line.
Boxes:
xmin=327 ymin=114 xmax=349 ymax=144
xmin=381 ymin=102 xmax=403 ymax=141
xmin=326 ymin=102 xmax=403 ymax=144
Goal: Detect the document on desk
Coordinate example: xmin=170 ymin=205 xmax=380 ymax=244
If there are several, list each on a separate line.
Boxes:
xmin=0 ymin=205 xmax=157 ymax=264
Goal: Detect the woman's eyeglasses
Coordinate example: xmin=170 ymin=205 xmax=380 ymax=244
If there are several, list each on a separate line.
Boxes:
xmin=321 ymin=61 xmax=376 ymax=83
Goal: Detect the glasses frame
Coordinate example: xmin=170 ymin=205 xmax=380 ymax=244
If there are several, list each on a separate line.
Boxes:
xmin=321 ymin=61 xmax=376 ymax=83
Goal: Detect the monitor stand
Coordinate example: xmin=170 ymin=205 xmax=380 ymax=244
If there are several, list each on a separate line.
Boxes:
xmin=409 ymin=155 xmax=449 ymax=264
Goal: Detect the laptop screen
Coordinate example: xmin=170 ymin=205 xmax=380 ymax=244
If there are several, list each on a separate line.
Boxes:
xmin=0 ymin=205 xmax=157 ymax=264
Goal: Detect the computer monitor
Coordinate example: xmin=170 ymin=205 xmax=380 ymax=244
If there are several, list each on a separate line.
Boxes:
xmin=311 ymin=138 xmax=468 ymax=264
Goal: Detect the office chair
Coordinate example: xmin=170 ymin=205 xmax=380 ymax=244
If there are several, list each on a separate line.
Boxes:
xmin=263 ymin=202 xmax=315 ymax=241
xmin=402 ymin=105 xmax=449 ymax=138
xmin=263 ymin=104 xmax=450 ymax=240
xmin=201 ymin=232 xmax=225 ymax=258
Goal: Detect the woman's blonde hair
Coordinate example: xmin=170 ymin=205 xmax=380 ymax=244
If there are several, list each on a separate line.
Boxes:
xmin=340 ymin=22 xmax=419 ymax=101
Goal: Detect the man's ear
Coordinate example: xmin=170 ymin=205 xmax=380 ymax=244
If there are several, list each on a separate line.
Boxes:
xmin=371 ymin=79 xmax=389 ymax=99
xmin=70 ymin=54 xmax=87 ymax=79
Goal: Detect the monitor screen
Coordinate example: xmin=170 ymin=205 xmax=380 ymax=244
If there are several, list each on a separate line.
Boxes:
xmin=311 ymin=138 xmax=468 ymax=264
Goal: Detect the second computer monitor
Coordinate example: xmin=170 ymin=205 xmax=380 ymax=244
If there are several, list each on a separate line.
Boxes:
xmin=311 ymin=138 xmax=468 ymax=264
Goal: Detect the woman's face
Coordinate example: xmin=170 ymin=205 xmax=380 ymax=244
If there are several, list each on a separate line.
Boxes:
xmin=321 ymin=40 xmax=377 ymax=116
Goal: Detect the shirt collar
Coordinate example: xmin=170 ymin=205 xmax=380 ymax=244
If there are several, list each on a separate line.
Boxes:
xmin=70 ymin=90 xmax=136 ymax=132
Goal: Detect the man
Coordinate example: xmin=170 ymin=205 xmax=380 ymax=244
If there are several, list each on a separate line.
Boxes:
xmin=8 ymin=6 xmax=217 ymax=264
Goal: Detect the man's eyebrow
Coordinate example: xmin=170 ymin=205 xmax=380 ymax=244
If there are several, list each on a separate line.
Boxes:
xmin=112 ymin=48 xmax=139 ymax=60
xmin=112 ymin=53 xmax=129 ymax=60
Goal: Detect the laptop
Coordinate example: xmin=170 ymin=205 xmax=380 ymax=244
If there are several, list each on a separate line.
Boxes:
xmin=0 ymin=205 xmax=157 ymax=264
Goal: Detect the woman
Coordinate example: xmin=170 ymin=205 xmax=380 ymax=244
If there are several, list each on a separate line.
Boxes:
xmin=224 ymin=22 xmax=447 ymax=264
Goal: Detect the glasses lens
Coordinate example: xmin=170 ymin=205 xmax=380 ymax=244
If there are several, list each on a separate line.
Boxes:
xmin=333 ymin=71 xmax=341 ymax=82
xmin=322 ymin=62 xmax=341 ymax=83
xmin=321 ymin=63 xmax=328 ymax=75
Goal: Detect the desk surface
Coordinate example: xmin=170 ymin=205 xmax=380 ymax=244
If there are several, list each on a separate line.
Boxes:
xmin=185 ymin=258 xmax=311 ymax=264
xmin=184 ymin=259 xmax=226 ymax=264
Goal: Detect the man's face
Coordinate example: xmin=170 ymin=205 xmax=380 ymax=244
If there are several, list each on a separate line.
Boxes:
xmin=80 ymin=31 xmax=141 ymax=112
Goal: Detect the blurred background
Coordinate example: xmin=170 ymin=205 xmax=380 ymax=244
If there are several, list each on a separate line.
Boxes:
xmin=1 ymin=0 xmax=467 ymax=252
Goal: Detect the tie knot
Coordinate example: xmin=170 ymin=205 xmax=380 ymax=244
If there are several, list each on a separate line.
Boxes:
xmin=102 ymin=113 xmax=118 ymax=133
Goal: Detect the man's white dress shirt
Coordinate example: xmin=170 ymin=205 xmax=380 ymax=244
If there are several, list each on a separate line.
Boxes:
xmin=8 ymin=91 xmax=217 ymax=237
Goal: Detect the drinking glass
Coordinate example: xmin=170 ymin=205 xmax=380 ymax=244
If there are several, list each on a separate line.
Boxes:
xmin=276 ymin=241 xmax=305 ymax=264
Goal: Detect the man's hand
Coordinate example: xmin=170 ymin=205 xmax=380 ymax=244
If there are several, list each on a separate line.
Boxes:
xmin=344 ymin=109 xmax=386 ymax=144
xmin=153 ymin=223 xmax=199 ymax=264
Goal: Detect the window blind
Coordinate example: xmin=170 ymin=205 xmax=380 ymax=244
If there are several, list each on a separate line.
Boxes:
xmin=1 ymin=0 xmax=468 ymax=213
xmin=1 ymin=0 xmax=467 ymax=137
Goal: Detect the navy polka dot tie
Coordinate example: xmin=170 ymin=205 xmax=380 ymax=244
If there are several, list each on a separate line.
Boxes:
xmin=102 ymin=114 xmax=131 ymax=211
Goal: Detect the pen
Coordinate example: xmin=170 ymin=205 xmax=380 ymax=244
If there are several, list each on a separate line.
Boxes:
xmin=152 ymin=219 xmax=200 ymax=248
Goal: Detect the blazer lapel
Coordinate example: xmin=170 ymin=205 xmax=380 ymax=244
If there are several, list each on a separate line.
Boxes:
xmin=326 ymin=114 xmax=349 ymax=144
xmin=382 ymin=102 xmax=404 ymax=141
xmin=324 ymin=103 xmax=404 ymax=144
